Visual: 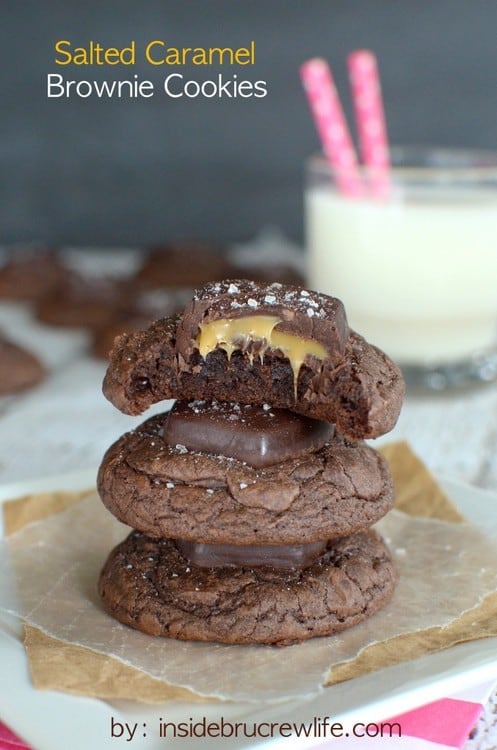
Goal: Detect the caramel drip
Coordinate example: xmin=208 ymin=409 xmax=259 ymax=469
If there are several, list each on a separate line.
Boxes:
xmin=197 ymin=315 xmax=327 ymax=393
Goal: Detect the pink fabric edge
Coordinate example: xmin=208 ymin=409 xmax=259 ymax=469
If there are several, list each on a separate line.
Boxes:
xmin=387 ymin=696 xmax=483 ymax=747
xmin=0 ymin=722 xmax=31 ymax=750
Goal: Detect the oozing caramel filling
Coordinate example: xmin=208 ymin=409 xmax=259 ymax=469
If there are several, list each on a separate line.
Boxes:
xmin=197 ymin=315 xmax=328 ymax=389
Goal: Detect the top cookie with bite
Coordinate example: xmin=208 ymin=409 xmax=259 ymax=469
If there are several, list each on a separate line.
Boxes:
xmin=103 ymin=279 xmax=404 ymax=440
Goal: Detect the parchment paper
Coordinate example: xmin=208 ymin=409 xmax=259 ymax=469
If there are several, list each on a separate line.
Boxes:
xmin=1 ymin=442 xmax=497 ymax=704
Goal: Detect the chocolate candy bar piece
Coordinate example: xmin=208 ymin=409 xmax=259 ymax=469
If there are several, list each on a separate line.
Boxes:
xmin=177 ymin=280 xmax=349 ymax=388
xmin=99 ymin=529 xmax=397 ymax=644
xmin=162 ymin=400 xmax=333 ymax=468
xmin=97 ymin=413 xmax=395 ymax=545
xmin=174 ymin=539 xmax=328 ymax=569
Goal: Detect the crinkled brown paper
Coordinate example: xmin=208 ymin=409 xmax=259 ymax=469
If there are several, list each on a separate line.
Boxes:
xmin=1 ymin=441 xmax=497 ymax=704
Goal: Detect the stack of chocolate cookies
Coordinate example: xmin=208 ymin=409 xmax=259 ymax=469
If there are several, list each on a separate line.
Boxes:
xmin=98 ymin=280 xmax=404 ymax=646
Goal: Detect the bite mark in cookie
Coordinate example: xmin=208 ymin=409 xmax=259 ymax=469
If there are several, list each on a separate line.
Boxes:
xmin=103 ymin=281 xmax=404 ymax=440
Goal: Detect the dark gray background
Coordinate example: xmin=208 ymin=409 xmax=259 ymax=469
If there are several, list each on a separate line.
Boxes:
xmin=2 ymin=0 xmax=497 ymax=246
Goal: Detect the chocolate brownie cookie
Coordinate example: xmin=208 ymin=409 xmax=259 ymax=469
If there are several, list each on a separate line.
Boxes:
xmin=92 ymin=289 xmax=190 ymax=359
xmin=98 ymin=528 xmax=397 ymax=645
xmin=97 ymin=412 xmax=395 ymax=544
xmin=103 ymin=314 xmax=404 ymax=441
xmin=231 ymin=263 xmax=305 ymax=286
xmin=0 ymin=248 xmax=67 ymax=301
xmin=36 ymin=272 xmax=130 ymax=329
xmin=0 ymin=333 xmax=46 ymax=394
xmin=97 ymin=276 xmax=402 ymax=647
xmin=135 ymin=241 xmax=233 ymax=289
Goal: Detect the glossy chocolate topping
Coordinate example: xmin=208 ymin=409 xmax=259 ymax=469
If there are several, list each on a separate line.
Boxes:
xmin=175 ymin=539 xmax=328 ymax=569
xmin=161 ymin=399 xmax=333 ymax=468
xmin=176 ymin=279 xmax=349 ymax=372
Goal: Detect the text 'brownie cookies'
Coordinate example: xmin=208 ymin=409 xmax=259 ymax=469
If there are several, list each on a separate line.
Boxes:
xmin=97 ymin=279 xmax=404 ymax=646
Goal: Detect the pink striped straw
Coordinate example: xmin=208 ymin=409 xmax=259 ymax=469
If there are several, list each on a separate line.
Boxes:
xmin=300 ymin=58 xmax=364 ymax=198
xmin=348 ymin=49 xmax=391 ymax=198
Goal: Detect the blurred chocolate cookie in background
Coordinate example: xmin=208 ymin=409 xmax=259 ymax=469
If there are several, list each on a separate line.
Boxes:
xmin=232 ymin=263 xmax=305 ymax=286
xmin=0 ymin=332 xmax=46 ymax=394
xmin=134 ymin=241 xmax=233 ymax=289
xmin=0 ymin=247 xmax=68 ymax=301
xmin=35 ymin=272 xmax=130 ymax=329
xmin=92 ymin=288 xmax=190 ymax=359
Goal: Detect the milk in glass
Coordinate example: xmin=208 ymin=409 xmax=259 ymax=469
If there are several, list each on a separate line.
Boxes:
xmin=306 ymin=177 xmax=497 ymax=366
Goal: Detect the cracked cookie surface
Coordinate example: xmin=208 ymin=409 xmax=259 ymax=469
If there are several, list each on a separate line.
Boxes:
xmin=98 ymin=528 xmax=397 ymax=645
xmin=97 ymin=413 xmax=395 ymax=544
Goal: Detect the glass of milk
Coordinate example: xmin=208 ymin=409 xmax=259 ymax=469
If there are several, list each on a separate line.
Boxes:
xmin=305 ymin=146 xmax=497 ymax=389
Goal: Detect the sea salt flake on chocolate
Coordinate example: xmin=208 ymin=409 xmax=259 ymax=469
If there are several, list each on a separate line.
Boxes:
xmin=166 ymin=482 xmax=175 ymax=489
xmin=306 ymin=308 xmax=315 ymax=317
xmin=300 ymin=290 xmax=310 ymax=297
xmin=247 ymin=298 xmax=258 ymax=308
xmin=227 ymin=283 xmax=239 ymax=294
xmin=264 ymin=294 xmax=276 ymax=304
xmin=175 ymin=444 xmax=188 ymax=454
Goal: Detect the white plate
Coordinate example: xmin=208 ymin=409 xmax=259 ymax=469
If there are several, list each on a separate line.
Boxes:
xmin=0 ymin=473 xmax=496 ymax=750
